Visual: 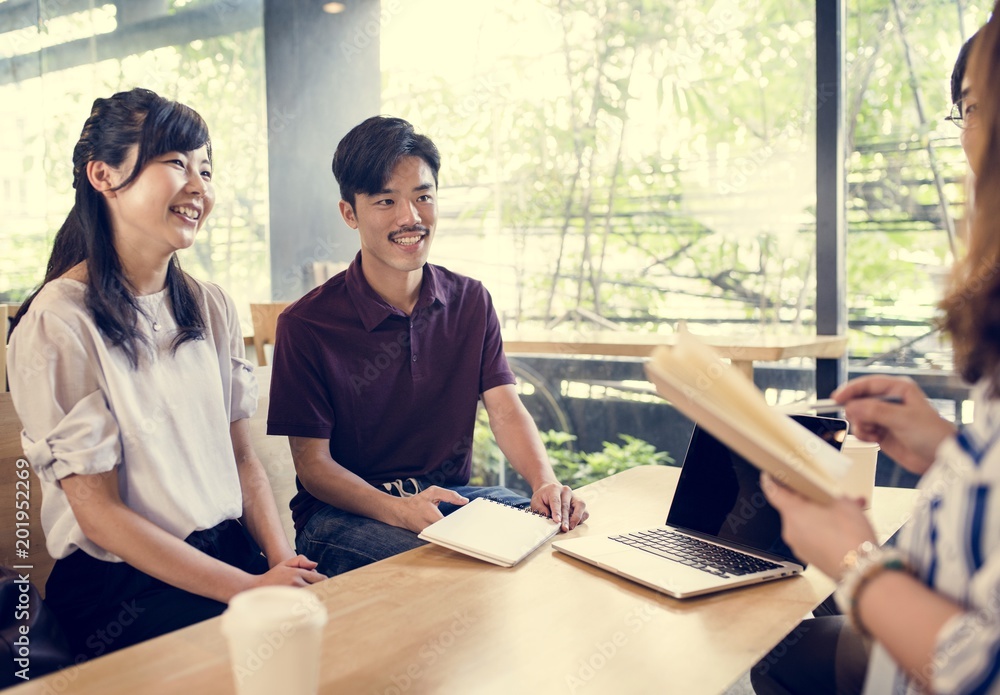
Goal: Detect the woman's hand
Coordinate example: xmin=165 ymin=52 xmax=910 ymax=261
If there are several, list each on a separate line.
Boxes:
xmin=760 ymin=473 xmax=876 ymax=580
xmin=833 ymin=375 xmax=956 ymax=476
xmin=252 ymin=555 xmax=326 ymax=589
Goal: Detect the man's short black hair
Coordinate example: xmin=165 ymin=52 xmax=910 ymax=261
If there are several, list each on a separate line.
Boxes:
xmin=332 ymin=116 xmax=441 ymax=209
xmin=952 ymin=30 xmax=980 ymax=104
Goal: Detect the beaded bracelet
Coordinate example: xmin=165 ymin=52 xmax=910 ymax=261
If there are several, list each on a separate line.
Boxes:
xmin=834 ymin=541 xmax=912 ymax=639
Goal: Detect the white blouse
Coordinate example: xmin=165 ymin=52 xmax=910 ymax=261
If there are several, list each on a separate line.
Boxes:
xmin=6 ymin=278 xmax=257 ymax=562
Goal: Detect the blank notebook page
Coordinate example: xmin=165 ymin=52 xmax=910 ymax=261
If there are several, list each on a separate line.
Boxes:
xmin=418 ymin=497 xmax=561 ymax=567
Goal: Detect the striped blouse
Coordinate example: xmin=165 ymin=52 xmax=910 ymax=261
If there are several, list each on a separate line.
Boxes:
xmin=864 ymin=382 xmax=1000 ymax=694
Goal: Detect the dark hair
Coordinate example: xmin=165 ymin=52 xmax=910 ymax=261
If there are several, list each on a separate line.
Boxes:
xmin=941 ymin=10 xmax=1000 ymax=390
xmin=331 ymin=116 xmax=441 ymax=209
xmin=952 ymin=30 xmax=979 ymax=104
xmin=11 ymin=88 xmax=210 ymax=367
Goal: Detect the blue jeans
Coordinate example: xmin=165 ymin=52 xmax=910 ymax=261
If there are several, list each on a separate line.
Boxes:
xmin=297 ymin=484 xmax=530 ymax=577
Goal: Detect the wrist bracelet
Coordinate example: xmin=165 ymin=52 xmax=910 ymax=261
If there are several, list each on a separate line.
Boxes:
xmin=834 ymin=541 xmax=911 ymax=640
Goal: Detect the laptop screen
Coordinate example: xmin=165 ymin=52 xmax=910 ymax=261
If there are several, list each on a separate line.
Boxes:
xmin=665 ymin=415 xmax=849 ymax=564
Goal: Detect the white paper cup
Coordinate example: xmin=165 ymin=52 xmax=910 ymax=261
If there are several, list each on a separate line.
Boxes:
xmin=840 ymin=435 xmax=879 ymax=509
xmin=221 ymin=587 xmax=327 ymax=695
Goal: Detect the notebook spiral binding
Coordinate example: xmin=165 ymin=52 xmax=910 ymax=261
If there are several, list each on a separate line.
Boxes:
xmin=483 ymin=495 xmax=551 ymax=520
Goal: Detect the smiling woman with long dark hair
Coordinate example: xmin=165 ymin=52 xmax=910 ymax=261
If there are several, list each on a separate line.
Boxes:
xmin=7 ymin=88 xmax=323 ymax=659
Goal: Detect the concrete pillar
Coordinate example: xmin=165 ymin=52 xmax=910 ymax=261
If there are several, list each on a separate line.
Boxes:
xmin=263 ymin=0 xmax=380 ymax=300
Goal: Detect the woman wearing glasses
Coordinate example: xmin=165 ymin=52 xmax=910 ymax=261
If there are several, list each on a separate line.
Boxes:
xmin=949 ymin=31 xmax=983 ymax=172
xmin=753 ymin=15 xmax=1000 ymax=695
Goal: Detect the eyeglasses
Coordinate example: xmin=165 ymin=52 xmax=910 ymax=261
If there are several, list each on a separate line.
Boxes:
xmin=946 ymin=98 xmax=978 ymax=129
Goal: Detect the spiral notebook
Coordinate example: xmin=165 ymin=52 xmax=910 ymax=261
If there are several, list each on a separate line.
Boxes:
xmin=418 ymin=497 xmax=560 ymax=567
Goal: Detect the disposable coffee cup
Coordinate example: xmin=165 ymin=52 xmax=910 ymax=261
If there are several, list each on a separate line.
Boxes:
xmin=840 ymin=435 xmax=879 ymax=509
xmin=221 ymin=587 xmax=327 ymax=695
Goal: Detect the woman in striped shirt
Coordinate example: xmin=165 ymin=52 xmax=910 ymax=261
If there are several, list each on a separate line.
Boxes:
xmin=758 ymin=6 xmax=1000 ymax=694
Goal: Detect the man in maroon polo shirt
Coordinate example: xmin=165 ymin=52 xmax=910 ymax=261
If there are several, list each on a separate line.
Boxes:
xmin=267 ymin=116 xmax=588 ymax=576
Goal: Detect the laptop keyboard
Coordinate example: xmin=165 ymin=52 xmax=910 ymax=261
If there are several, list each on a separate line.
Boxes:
xmin=610 ymin=528 xmax=782 ymax=578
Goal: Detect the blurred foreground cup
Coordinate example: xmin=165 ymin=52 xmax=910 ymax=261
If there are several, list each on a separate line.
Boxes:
xmin=840 ymin=435 xmax=879 ymax=510
xmin=221 ymin=586 xmax=327 ymax=695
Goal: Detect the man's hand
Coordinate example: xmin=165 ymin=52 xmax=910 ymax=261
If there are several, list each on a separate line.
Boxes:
xmin=390 ymin=486 xmax=469 ymax=533
xmin=530 ymin=482 xmax=589 ymax=531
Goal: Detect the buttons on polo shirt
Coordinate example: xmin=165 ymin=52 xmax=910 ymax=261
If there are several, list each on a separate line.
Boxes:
xmin=412 ymin=354 xmax=418 ymax=361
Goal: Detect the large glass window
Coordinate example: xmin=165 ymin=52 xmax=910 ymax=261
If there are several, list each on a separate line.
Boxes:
xmin=381 ymin=0 xmax=822 ymax=486
xmin=0 ymin=0 xmax=269 ymax=333
xmin=845 ymin=1 xmax=987 ymax=375
xmin=0 ymin=0 xmax=985 ymax=485
xmin=381 ymin=0 xmax=983 ymax=357
xmin=380 ymin=0 xmax=986 ymax=487
xmin=382 ymin=0 xmax=819 ymax=336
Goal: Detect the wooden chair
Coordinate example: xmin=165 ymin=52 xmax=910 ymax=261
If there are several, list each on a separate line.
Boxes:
xmin=0 ymin=391 xmax=55 ymax=595
xmin=311 ymin=261 xmax=348 ymax=287
xmin=249 ymin=302 xmax=291 ymax=366
xmin=248 ymin=366 xmax=296 ymax=546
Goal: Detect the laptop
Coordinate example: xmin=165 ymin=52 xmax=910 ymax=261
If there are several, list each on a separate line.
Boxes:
xmin=552 ymin=415 xmax=848 ymax=599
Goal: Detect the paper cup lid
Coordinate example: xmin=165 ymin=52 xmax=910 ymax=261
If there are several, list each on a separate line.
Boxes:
xmin=221 ymin=587 xmax=327 ymax=635
xmin=844 ymin=434 xmax=879 ymax=450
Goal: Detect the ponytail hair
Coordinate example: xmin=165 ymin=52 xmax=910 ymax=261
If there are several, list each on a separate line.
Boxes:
xmin=11 ymin=88 xmax=210 ymax=367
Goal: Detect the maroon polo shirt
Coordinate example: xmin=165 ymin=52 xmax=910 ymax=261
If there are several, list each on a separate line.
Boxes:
xmin=267 ymin=252 xmax=516 ymax=530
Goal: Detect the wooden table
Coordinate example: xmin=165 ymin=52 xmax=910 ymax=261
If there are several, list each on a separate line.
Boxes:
xmin=503 ymin=331 xmax=848 ymax=380
xmin=12 ymin=466 xmax=916 ymax=695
